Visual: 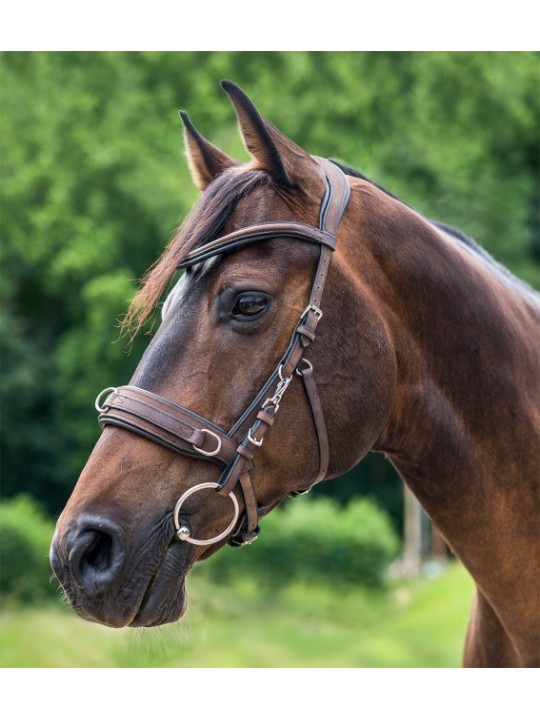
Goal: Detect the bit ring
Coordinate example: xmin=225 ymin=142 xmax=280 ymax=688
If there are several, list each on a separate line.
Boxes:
xmin=173 ymin=482 xmax=239 ymax=546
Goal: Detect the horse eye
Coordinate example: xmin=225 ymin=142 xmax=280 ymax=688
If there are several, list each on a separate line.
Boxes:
xmin=232 ymin=293 xmax=270 ymax=318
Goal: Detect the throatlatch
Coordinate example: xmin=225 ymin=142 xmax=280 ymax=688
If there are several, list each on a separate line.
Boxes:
xmin=96 ymin=157 xmax=350 ymax=547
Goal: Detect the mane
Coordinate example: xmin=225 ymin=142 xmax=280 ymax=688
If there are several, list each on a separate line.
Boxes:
xmin=332 ymin=160 xmax=538 ymax=298
xmin=122 ymin=169 xmax=268 ymax=335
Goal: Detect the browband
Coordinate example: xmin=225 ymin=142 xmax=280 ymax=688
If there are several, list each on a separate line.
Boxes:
xmin=180 ymin=222 xmax=337 ymax=269
xmin=98 ymin=157 xmax=350 ymax=547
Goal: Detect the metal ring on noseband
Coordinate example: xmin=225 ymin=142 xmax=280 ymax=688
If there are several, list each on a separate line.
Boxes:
xmin=192 ymin=429 xmax=222 ymax=457
xmin=173 ymin=482 xmax=240 ymax=546
xmin=95 ymin=387 xmax=117 ymax=413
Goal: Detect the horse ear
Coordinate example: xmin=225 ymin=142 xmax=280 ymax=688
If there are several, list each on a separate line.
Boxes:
xmin=220 ymin=81 xmax=323 ymax=193
xmin=179 ymin=111 xmax=238 ymax=191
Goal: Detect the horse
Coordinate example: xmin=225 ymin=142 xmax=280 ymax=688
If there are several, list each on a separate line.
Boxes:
xmin=50 ymin=81 xmax=540 ymax=667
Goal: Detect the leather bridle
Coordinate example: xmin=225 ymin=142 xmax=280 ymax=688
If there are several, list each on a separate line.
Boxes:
xmin=95 ymin=157 xmax=350 ymax=547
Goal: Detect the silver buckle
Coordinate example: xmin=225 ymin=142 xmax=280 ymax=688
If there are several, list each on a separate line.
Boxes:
xmin=300 ymin=304 xmax=323 ymax=321
xmin=247 ymin=428 xmax=264 ymax=447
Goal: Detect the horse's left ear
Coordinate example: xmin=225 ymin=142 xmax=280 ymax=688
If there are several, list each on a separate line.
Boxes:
xmin=179 ymin=111 xmax=238 ymax=191
xmin=221 ymin=81 xmax=325 ymax=196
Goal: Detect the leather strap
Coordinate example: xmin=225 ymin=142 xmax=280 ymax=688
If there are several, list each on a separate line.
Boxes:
xmin=299 ymin=362 xmax=329 ymax=484
xmin=99 ymin=386 xmax=240 ymax=466
xmin=316 ymin=157 xmax=351 ymax=237
xmin=180 ymin=221 xmax=336 ymax=269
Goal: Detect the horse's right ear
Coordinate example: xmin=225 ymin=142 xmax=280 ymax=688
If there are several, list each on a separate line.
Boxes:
xmin=179 ymin=111 xmax=238 ymax=191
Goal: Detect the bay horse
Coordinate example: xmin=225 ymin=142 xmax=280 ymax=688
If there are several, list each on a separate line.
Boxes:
xmin=50 ymin=81 xmax=540 ymax=667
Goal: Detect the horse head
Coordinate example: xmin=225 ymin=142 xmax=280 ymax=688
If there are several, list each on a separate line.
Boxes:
xmin=50 ymin=82 xmax=396 ymax=628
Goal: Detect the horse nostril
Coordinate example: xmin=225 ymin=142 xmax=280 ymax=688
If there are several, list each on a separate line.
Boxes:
xmin=67 ymin=518 xmax=125 ymax=594
xmin=81 ymin=530 xmax=113 ymax=574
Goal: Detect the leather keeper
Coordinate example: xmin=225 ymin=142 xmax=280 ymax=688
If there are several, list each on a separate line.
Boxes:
xmin=236 ymin=444 xmax=255 ymax=461
xmin=297 ymin=325 xmax=316 ymax=343
xmin=256 ymin=410 xmax=275 ymax=426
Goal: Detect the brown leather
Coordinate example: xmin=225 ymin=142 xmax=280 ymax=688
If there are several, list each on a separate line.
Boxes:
xmin=237 ymin=472 xmax=259 ymax=539
xmin=180 ymin=221 xmax=336 ymax=269
xmin=99 ymin=386 xmax=240 ymax=465
xmin=307 ymin=246 xmax=333 ymax=311
xmin=98 ymin=157 xmax=351 ymax=547
xmin=216 ymin=401 xmax=278 ymax=498
xmin=299 ymin=362 xmax=329 ymax=484
xmin=315 ymin=156 xmax=351 ymax=237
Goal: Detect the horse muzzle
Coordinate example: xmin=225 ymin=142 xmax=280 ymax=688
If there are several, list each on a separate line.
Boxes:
xmin=50 ymin=512 xmax=192 ymax=628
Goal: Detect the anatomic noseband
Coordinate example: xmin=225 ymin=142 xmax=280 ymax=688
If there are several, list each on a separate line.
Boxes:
xmin=96 ymin=157 xmax=350 ymax=547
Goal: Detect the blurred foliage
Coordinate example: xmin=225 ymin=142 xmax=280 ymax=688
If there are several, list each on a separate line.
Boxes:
xmin=202 ymin=497 xmax=399 ymax=588
xmin=1 ymin=52 xmax=538 ymax=519
xmin=0 ymin=496 xmax=58 ymax=604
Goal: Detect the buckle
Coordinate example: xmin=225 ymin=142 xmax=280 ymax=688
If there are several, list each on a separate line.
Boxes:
xmin=229 ymin=525 xmax=260 ymax=548
xmin=300 ymin=304 xmax=323 ymax=322
xmin=247 ymin=428 xmax=264 ymax=447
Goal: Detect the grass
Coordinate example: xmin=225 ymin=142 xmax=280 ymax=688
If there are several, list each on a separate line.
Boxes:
xmin=0 ymin=561 xmax=474 ymax=668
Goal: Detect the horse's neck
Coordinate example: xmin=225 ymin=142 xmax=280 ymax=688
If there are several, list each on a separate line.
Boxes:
xmin=362 ymin=197 xmax=539 ymax=515
xmin=343 ymin=181 xmax=540 ymax=662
